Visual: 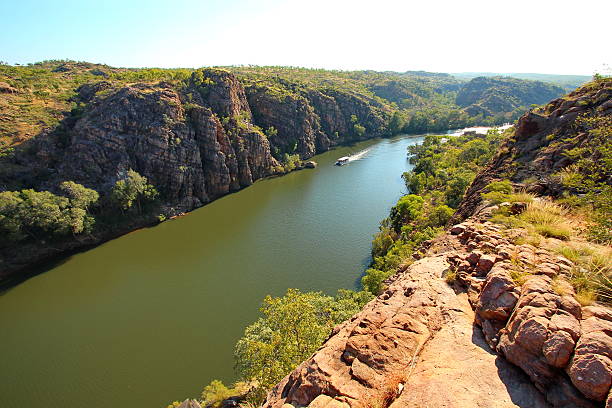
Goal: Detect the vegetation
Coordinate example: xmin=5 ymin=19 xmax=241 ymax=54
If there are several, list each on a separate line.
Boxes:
xmin=487 ymin=183 xmax=610 ymax=304
xmin=110 ymin=169 xmax=158 ymax=213
xmin=362 ymin=128 xmax=509 ymax=294
xmin=553 ymin=114 xmax=612 ymax=244
xmin=0 ymin=182 xmax=98 ymax=245
xmin=197 ymin=289 xmax=373 ymax=405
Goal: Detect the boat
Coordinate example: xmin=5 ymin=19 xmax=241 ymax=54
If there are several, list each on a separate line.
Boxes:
xmin=335 ymin=156 xmax=349 ymax=166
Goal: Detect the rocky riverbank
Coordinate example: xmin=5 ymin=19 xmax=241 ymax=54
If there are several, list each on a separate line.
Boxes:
xmin=262 ymin=206 xmax=611 ymax=408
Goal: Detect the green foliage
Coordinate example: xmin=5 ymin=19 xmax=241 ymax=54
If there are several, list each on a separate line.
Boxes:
xmin=200 ymin=380 xmax=233 ymax=408
xmin=110 ymin=169 xmax=158 ymax=213
xmin=484 ymin=180 xmax=513 ymax=194
xmin=0 ymin=182 xmax=98 ymax=244
xmin=390 ymin=194 xmax=423 ymax=231
xmin=59 ymin=181 xmax=99 ymax=210
xmin=234 ymin=288 xmax=372 ymax=403
xmin=361 ymin=268 xmax=390 ymax=295
xmin=364 ymin=127 xmax=508 ymax=295
xmin=281 ymin=153 xmax=302 ymax=172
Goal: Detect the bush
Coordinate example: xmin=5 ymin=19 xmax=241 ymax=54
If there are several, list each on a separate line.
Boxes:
xmin=0 ymin=182 xmax=98 ymax=243
xmin=201 ymin=380 xmax=233 ymax=408
xmin=234 ymin=289 xmax=372 ymax=403
xmin=362 ymin=268 xmax=391 ymax=295
xmin=111 ymin=169 xmax=158 ymax=213
xmin=484 ymin=180 xmax=513 ymax=194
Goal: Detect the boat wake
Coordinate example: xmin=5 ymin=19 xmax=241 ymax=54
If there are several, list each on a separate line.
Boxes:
xmin=348 ymin=148 xmax=370 ymax=161
xmin=335 ymin=147 xmax=371 ymax=166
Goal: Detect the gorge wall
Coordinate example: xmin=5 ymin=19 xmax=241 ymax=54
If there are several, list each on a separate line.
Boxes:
xmin=0 ymin=68 xmax=394 ymax=279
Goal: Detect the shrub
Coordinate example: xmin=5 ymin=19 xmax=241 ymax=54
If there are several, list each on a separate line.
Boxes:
xmin=201 ymin=380 xmax=233 ymax=408
xmin=362 ymin=268 xmax=391 ymax=295
xmin=485 ymin=180 xmax=513 ymax=194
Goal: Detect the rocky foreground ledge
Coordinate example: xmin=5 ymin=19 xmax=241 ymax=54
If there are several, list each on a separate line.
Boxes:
xmin=261 ymin=208 xmax=611 ymax=408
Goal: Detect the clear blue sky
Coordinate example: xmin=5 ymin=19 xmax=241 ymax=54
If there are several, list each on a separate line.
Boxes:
xmin=2 ymin=0 xmax=610 ymax=74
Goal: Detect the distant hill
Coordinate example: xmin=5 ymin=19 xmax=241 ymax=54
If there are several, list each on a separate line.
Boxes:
xmin=452 ymin=72 xmax=591 ymax=91
xmin=456 ymin=76 xmax=565 ymax=117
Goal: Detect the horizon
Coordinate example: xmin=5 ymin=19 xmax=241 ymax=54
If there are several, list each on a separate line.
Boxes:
xmin=3 ymin=60 xmax=596 ymax=78
xmin=2 ymin=0 xmax=610 ymax=76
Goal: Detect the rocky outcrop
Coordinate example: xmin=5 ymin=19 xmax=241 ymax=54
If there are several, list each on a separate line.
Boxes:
xmin=265 ymin=207 xmax=611 ymax=408
xmin=0 ymin=68 xmax=398 ymax=281
xmin=453 ymin=78 xmax=612 ymax=222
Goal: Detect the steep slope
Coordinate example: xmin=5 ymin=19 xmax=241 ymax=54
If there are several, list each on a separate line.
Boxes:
xmin=0 ymin=67 xmax=395 ymax=280
xmin=454 ymin=77 xmax=612 ymax=222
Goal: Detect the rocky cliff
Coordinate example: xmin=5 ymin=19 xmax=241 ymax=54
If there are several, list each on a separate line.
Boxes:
xmin=0 ymin=67 xmax=395 ymax=280
xmin=454 ymin=78 xmax=612 ymax=222
xmin=456 ymin=76 xmax=565 ymax=117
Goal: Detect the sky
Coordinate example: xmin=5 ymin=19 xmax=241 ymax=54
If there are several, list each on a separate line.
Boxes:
xmin=1 ymin=0 xmax=610 ymax=75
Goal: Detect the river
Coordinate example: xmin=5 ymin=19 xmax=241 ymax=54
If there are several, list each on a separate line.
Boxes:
xmin=0 ymin=134 xmax=425 ymax=408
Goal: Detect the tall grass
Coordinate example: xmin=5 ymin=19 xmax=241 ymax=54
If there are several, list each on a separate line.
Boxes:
xmin=519 ymin=201 xmax=572 ymax=240
xmin=554 ymin=243 xmax=612 ymax=305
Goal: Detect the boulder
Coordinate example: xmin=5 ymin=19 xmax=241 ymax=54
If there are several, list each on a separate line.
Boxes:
xmin=476 ymin=254 xmax=497 ymax=275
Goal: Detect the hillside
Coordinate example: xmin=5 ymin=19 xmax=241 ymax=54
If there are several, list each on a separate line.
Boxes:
xmin=456 ymin=76 xmax=565 ymax=117
xmin=0 ymin=61 xmax=566 ymax=282
xmin=452 ymin=72 xmax=591 ymax=91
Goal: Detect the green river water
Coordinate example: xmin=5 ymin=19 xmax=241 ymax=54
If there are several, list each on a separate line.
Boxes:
xmin=0 ymin=134 xmax=425 ymax=408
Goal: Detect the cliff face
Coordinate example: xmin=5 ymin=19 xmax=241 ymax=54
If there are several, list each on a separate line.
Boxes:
xmin=0 ymin=68 xmax=397 ymax=279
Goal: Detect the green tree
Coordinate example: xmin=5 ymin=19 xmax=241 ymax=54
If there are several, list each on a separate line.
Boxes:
xmin=234 ymin=289 xmax=371 ymax=403
xmin=111 ymin=169 xmax=158 ymax=213
xmin=0 ymin=186 xmax=97 ymax=243
xmin=390 ymin=194 xmax=424 ymax=231
xmin=60 ymin=181 xmax=99 ymax=210
xmin=388 ymin=111 xmax=405 ymax=135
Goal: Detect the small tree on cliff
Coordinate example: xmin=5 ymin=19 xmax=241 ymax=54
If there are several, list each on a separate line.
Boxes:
xmin=234 ymin=289 xmax=372 ymax=403
xmin=110 ymin=169 xmax=158 ymax=214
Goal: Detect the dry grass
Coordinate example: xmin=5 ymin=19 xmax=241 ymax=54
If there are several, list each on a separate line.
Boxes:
xmin=552 ymin=242 xmax=612 ymax=305
xmin=518 ymin=201 xmax=573 ymax=240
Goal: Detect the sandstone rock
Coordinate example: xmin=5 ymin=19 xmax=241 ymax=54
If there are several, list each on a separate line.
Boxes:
xmin=0 ymin=81 xmax=17 ymax=93
xmin=515 ymin=316 xmax=550 ymax=354
xmin=177 ymin=399 xmax=202 ymax=408
xmin=549 ymin=312 xmax=581 ymax=340
xmin=450 ymin=224 xmax=466 ymax=235
xmin=543 ymin=330 xmax=575 ymax=367
xmin=308 ymin=395 xmax=349 ymax=408
xmin=510 ymin=201 xmax=528 ymax=215
xmin=476 ymin=269 xmax=519 ymax=321
xmin=467 ymin=251 xmax=482 ymax=266
xmin=476 ymin=254 xmax=497 ymax=274
xmin=568 ymin=354 xmax=612 ymax=401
